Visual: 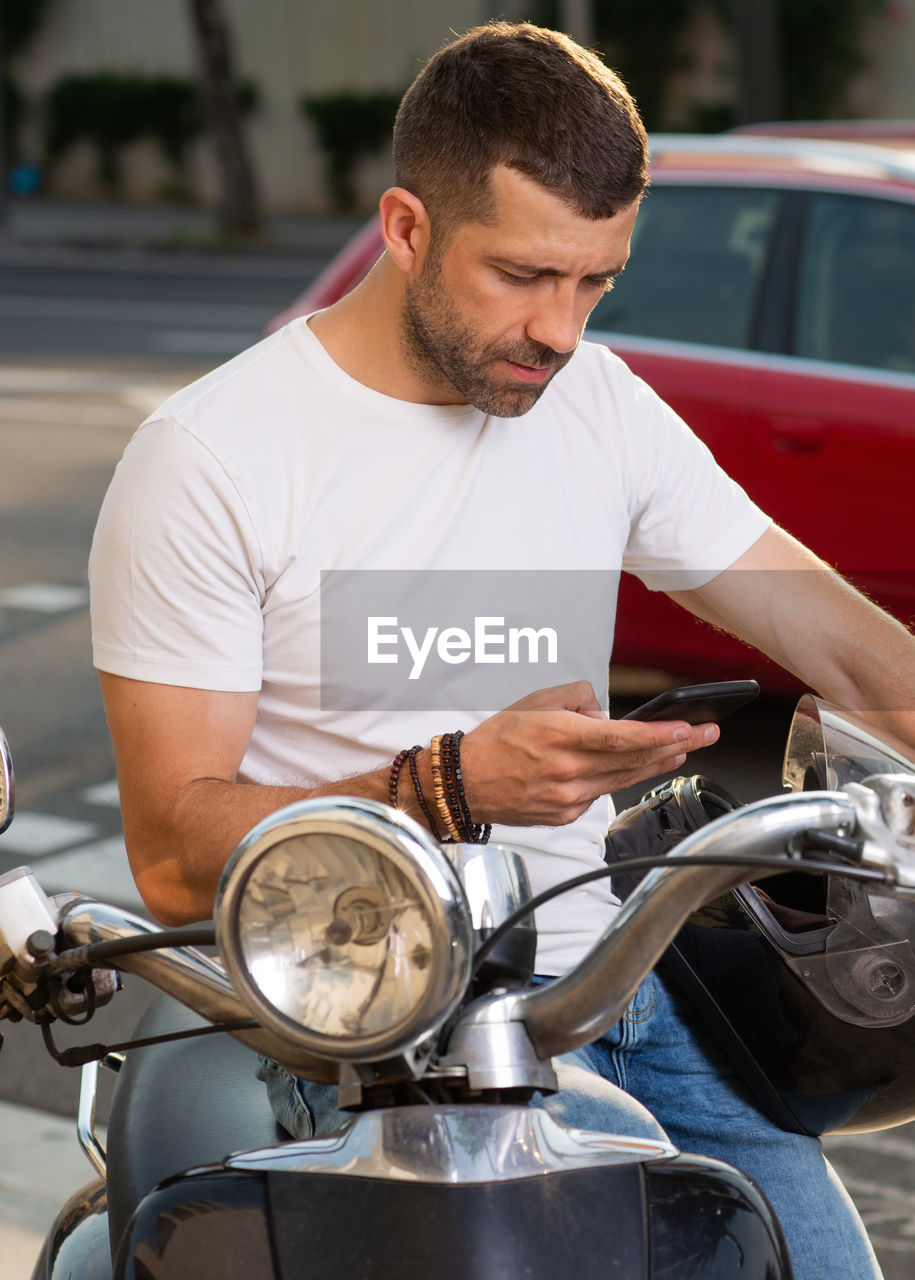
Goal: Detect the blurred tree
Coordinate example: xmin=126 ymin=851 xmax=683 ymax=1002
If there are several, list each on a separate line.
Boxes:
xmin=733 ymin=0 xmax=781 ymax=123
xmin=531 ymin=0 xmax=889 ymax=128
xmin=186 ymin=0 xmax=260 ymax=235
xmin=0 ymin=0 xmax=56 ymax=181
xmin=559 ymin=0 xmax=595 ymax=46
xmin=778 ymin=0 xmax=888 ymax=120
xmin=0 ymin=0 xmax=54 ymax=56
xmin=529 ymin=0 xmax=696 ymax=127
xmin=593 ymin=0 xmax=696 ymax=127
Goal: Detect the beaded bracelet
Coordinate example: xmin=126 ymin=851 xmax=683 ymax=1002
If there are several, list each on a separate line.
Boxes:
xmin=430 ymin=734 xmax=463 ymax=841
xmin=388 ymin=747 xmax=410 ymax=808
xmin=408 ymin=744 xmax=443 ymax=840
xmin=440 ymin=733 xmax=464 ymax=835
xmin=451 ymin=729 xmax=491 ymax=844
xmin=390 ymin=737 xmax=490 ymax=845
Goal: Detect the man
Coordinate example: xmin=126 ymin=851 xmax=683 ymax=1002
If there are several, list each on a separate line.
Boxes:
xmin=89 ymin=22 xmax=912 ymax=1279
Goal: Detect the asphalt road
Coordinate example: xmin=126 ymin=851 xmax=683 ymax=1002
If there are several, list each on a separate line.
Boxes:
xmin=0 ymin=253 xmax=303 ymax=361
xmin=0 ymin=252 xmax=913 ymax=1276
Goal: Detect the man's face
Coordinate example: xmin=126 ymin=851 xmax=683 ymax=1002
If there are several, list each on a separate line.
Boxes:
xmin=400 ymin=166 xmax=640 ymax=417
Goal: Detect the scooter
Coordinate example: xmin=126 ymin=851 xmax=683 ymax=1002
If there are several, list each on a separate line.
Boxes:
xmin=3 ymin=694 xmax=915 ymax=1280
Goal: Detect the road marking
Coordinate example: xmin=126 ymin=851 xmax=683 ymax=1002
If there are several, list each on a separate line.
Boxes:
xmin=82 ymin=778 xmax=120 ymax=807
xmin=0 ymin=812 xmax=99 ymax=857
xmin=0 ymin=583 xmax=89 ymax=613
xmin=33 ymin=835 xmax=145 ymax=913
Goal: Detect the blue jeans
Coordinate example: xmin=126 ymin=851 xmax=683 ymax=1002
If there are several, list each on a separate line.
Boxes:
xmin=261 ymin=972 xmax=881 ymax=1280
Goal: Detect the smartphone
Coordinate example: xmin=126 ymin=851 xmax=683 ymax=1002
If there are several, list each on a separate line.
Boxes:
xmin=620 ymin=679 xmax=760 ymax=725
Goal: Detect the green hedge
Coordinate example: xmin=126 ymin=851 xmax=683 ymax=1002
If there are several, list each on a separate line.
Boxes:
xmin=44 ymin=72 xmax=257 ymax=192
xmin=300 ymin=90 xmax=401 ymax=211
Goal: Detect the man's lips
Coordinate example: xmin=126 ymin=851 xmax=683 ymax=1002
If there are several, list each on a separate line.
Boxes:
xmin=502 ymin=359 xmax=553 ymax=383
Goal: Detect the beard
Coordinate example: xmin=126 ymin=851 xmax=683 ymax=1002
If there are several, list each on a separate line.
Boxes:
xmin=400 ymin=254 xmax=574 ymax=418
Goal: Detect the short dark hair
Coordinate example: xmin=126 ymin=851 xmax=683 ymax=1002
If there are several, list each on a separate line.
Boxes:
xmin=393 ymin=22 xmax=648 ymax=238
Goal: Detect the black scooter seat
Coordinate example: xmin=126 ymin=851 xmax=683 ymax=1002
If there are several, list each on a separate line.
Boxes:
xmin=105 ymin=994 xmax=286 ymax=1252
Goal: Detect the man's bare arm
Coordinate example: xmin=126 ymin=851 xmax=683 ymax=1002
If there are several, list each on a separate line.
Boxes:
xmin=101 ymin=673 xmax=716 ymax=926
xmin=668 ymin=524 xmax=915 ymax=752
xmin=99 ymin=673 xmax=399 ymax=924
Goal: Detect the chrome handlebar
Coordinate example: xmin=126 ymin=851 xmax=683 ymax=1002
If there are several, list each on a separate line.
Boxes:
xmin=507 ymin=791 xmax=856 ymax=1059
xmin=58 ymin=896 xmax=338 ymax=1082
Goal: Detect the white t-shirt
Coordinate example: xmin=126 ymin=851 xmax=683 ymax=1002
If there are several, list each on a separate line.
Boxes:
xmin=89 ymin=317 xmax=770 ymax=973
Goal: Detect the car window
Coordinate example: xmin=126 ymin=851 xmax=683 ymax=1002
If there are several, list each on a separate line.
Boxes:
xmin=586 ymin=186 xmax=779 ymax=348
xmin=794 ymin=194 xmax=915 ymax=374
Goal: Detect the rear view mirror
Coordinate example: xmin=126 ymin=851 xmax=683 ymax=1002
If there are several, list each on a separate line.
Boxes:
xmin=0 ymin=727 xmax=14 ymax=834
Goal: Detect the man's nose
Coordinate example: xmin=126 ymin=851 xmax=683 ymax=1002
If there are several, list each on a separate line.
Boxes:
xmin=525 ymin=295 xmax=582 ymax=355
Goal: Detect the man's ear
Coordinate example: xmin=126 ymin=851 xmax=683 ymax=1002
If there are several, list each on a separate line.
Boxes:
xmin=379 ymin=187 xmax=431 ymax=276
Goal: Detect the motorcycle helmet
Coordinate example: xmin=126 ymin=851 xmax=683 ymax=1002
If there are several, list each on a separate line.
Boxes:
xmin=605 ymin=695 xmax=915 ymax=1136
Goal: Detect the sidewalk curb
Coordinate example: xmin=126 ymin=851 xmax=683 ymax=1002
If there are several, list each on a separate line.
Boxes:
xmin=0 ymin=197 xmax=363 ymax=275
xmin=0 ymin=1099 xmax=99 ymax=1280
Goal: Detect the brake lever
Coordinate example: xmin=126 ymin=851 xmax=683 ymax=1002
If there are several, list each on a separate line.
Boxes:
xmin=844 ymin=776 xmax=915 ymax=896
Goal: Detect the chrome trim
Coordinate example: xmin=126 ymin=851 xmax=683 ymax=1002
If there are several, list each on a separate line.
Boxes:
xmin=77 ymin=1060 xmax=107 ymax=1177
xmin=76 ymin=1053 xmax=122 ymax=1179
xmin=443 ymin=842 xmax=533 ymax=933
xmin=226 ymin=1105 xmax=677 ymax=1184
xmin=0 ymin=726 xmax=14 ymax=834
xmin=58 ymin=897 xmax=338 ymax=1082
xmin=215 ymin=797 xmax=474 ymax=1063
xmin=434 ymin=1016 xmax=557 ymax=1094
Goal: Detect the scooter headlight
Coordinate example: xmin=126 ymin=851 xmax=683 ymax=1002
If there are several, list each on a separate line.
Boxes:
xmin=215 ymin=798 xmax=473 ymax=1061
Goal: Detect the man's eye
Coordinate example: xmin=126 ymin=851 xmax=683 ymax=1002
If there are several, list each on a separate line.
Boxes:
xmin=499 ymin=270 xmax=536 ymax=286
xmin=588 ymin=277 xmax=615 ymax=294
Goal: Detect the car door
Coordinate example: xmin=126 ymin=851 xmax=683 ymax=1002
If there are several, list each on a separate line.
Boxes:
xmin=749 ymin=190 xmax=915 ymax=627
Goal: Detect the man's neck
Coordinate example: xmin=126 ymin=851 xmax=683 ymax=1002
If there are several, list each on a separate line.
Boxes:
xmin=307 ymin=257 xmax=467 ymax=407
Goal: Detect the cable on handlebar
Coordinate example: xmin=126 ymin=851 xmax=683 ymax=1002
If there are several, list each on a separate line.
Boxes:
xmin=47 ymin=924 xmax=217 ymax=974
xmin=470 ymin=851 xmax=887 ymax=978
xmin=40 ymin=1014 xmax=259 ymax=1068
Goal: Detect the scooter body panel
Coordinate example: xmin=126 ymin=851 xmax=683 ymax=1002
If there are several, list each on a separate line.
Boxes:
xmin=114 ymin=1153 xmax=791 ymax=1280
xmin=114 ymin=1171 xmax=273 ymax=1280
xmin=31 ymin=1178 xmax=111 ymax=1280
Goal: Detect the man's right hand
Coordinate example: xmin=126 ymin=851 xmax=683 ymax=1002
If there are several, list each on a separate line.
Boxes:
xmin=458 ymin=680 xmax=719 ymax=827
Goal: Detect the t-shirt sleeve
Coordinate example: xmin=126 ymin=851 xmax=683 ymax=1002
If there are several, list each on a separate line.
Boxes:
xmin=89 ymin=416 xmax=265 ymax=691
xmin=613 ymin=362 xmax=772 ymax=590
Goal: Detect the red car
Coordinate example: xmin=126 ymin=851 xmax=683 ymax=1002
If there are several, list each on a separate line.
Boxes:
xmin=269 ymin=132 xmax=915 ymax=685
